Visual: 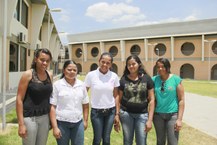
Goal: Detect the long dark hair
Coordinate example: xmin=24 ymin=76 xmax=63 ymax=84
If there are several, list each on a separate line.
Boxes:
xmin=31 ymin=48 xmax=52 ymax=69
xmin=156 ymin=58 xmax=171 ymax=73
xmin=60 ymin=60 xmax=77 ymax=79
xmin=122 ymin=55 xmax=148 ymax=78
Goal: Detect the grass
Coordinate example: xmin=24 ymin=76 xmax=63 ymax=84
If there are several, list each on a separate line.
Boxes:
xmin=182 ymin=79 xmax=217 ymax=98
xmin=1 ymin=78 xmax=217 ymax=144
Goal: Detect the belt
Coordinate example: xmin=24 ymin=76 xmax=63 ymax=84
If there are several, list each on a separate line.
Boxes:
xmin=92 ymin=107 xmax=115 ymax=113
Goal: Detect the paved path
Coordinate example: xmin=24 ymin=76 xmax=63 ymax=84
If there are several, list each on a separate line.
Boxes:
xmin=183 ymin=92 xmax=217 ymax=139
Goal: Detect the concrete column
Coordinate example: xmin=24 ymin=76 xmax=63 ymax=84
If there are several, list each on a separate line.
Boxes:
xmin=100 ymin=41 xmax=105 ymax=54
xmin=171 ymin=36 xmax=174 ymax=61
xmin=120 ymin=40 xmax=125 ymax=62
xmin=82 ymin=43 xmax=87 ymax=62
xmin=144 ymin=39 xmax=148 ymax=61
xmin=202 ymin=35 xmax=205 ymax=61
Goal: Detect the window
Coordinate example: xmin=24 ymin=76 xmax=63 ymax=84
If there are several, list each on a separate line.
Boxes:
xmin=14 ymin=0 xmax=28 ymax=28
xmin=212 ymin=41 xmax=217 ymax=55
xmin=9 ymin=43 xmax=19 ymax=72
xmin=91 ymin=47 xmax=99 ymax=57
xmin=90 ymin=63 xmax=98 ymax=71
xmin=130 ymin=45 xmax=141 ymax=55
xmin=181 ymin=42 xmax=195 ymax=56
xmin=155 ymin=43 xmax=166 ymax=56
xmin=111 ymin=63 xmax=118 ymax=74
xmin=109 ymin=46 xmax=118 ymax=57
xmin=20 ymin=46 xmax=27 ymax=71
xmin=21 ymin=0 xmax=28 ymax=28
xmin=75 ymin=48 xmax=82 ymax=58
xmin=14 ymin=0 xmax=20 ymax=20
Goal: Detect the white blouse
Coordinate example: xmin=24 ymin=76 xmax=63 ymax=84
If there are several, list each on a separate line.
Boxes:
xmin=84 ymin=68 xmax=120 ymax=109
xmin=50 ymin=78 xmax=89 ymax=123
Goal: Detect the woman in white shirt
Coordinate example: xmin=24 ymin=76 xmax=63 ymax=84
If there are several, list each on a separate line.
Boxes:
xmin=50 ymin=60 xmax=89 ymax=145
xmin=84 ymin=52 xmax=120 ymax=145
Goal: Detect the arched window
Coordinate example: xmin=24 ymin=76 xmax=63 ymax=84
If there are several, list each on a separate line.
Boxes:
xmin=90 ymin=63 xmax=98 ymax=71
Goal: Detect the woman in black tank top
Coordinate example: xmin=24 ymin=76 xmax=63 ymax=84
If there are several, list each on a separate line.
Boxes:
xmin=16 ymin=48 xmax=53 ymax=145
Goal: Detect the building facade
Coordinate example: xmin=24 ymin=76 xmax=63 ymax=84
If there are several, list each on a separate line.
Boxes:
xmin=68 ymin=18 xmax=217 ymax=80
xmin=0 ymin=0 xmax=63 ymax=92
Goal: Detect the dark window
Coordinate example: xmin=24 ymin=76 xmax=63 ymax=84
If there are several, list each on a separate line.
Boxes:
xmin=111 ymin=63 xmax=118 ymax=74
xmin=130 ymin=45 xmax=141 ymax=55
xmin=90 ymin=63 xmax=98 ymax=71
xmin=20 ymin=46 xmax=27 ymax=71
xmin=14 ymin=0 xmax=20 ymax=20
xmin=91 ymin=47 xmax=99 ymax=57
xmin=181 ymin=42 xmax=195 ymax=56
xmin=109 ymin=46 xmax=118 ymax=57
xmin=75 ymin=48 xmax=82 ymax=58
xmin=155 ymin=43 xmax=166 ymax=56
xmin=77 ymin=63 xmax=82 ymax=74
xmin=212 ymin=41 xmax=217 ymax=55
xmin=21 ymin=0 xmax=28 ymax=28
xmin=9 ymin=42 xmax=19 ymax=72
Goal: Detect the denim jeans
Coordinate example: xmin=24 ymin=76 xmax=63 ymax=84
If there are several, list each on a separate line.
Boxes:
xmin=23 ymin=114 xmax=49 ymax=145
xmin=56 ymin=120 xmax=84 ymax=145
xmin=119 ymin=109 xmax=148 ymax=145
xmin=153 ymin=113 xmax=179 ymax=145
xmin=91 ymin=107 xmax=116 ymax=145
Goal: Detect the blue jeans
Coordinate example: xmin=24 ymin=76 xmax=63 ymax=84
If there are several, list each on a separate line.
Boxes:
xmin=91 ymin=107 xmax=116 ymax=145
xmin=153 ymin=113 xmax=179 ymax=145
xmin=119 ymin=109 xmax=148 ymax=145
xmin=23 ymin=114 xmax=50 ymax=145
xmin=56 ymin=120 xmax=84 ymax=145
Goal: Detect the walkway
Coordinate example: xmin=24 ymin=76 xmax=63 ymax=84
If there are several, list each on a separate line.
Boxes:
xmin=183 ymin=92 xmax=217 ymax=139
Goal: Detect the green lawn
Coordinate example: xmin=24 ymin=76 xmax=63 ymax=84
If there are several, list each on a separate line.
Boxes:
xmin=1 ymin=79 xmax=217 ymax=144
xmin=183 ymin=79 xmax=217 ymax=98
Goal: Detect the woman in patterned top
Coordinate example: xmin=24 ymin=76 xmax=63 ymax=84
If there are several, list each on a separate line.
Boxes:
xmin=117 ymin=55 xmax=155 ymax=145
xmin=16 ymin=48 xmax=53 ymax=145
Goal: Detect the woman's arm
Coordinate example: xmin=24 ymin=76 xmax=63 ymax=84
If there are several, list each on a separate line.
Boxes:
xmin=82 ymin=103 xmax=89 ymax=130
xmin=145 ymin=88 xmax=155 ymax=132
xmin=175 ymin=82 xmax=185 ymax=131
xmin=16 ymin=70 xmax=31 ymax=138
xmin=113 ymin=88 xmax=122 ymax=132
xmin=50 ymin=104 xmax=62 ymax=139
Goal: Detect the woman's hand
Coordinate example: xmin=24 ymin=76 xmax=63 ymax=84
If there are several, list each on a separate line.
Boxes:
xmin=53 ymin=127 xmax=62 ymax=139
xmin=145 ymin=120 xmax=152 ymax=132
xmin=175 ymin=119 xmax=182 ymax=131
xmin=84 ymin=120 xmax=88 ymax=130
xmin=114 ymin=115 xmax=120 ymax=132
xmin=18 ymin=124 xmax=27 ymax=138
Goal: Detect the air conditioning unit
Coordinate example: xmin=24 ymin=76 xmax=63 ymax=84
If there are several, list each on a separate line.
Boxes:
xmin=18 ymin=32 xmax=27 ymax=43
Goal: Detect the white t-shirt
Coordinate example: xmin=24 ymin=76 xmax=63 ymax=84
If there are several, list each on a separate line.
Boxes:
xmin=50 ymin=78 xmax=89 ymax=123
xmin=84 ymin=68 xmax=120 ymax=109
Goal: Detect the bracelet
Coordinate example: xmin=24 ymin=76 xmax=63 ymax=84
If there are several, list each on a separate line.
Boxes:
xmin=115 ymin=112 xmax=120 ymax=115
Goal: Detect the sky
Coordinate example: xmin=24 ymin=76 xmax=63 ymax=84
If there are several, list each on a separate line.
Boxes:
xmin=46 ymin=0 xmax=217 ymax=44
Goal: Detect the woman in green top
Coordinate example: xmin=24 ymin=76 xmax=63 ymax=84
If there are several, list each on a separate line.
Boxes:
xmin=152 ymin=58 xmax=185 ymax=145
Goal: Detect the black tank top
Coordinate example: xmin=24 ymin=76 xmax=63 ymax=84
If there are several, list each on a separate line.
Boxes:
xmin=23 ymin=69 xmax=53 ymax=117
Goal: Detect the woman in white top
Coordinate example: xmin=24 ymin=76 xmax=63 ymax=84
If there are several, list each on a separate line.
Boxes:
xmin=50 ymin=60 xmax=89 ymax=145
xmin=84 ymin=52 xmax=120 ymax=145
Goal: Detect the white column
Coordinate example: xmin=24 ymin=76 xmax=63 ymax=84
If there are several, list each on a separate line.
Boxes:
xmin=144 ymin=39 xmax=148 ymax=61
xmin=82 ymin=43 xmax=87 ymax=62
xmin=100 ymin=41 xmax=105 ymax=54
xmin=120 ymin=40 xmax=125 ymax=62
xmin=201 ymin=35 xmax=205 ymax=61
xmin=171 ymin=37 xmax=174 ymax=61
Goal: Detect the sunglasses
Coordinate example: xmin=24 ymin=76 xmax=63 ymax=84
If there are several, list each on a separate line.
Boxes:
xmin=161 ymin=81 xmax=165 ymax=92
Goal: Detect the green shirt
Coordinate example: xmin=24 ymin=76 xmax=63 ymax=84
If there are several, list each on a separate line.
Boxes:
xmin=152 ymin=74 xmax=182 ymax=113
